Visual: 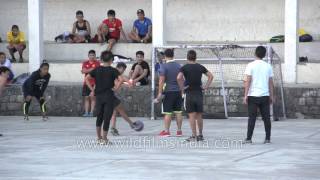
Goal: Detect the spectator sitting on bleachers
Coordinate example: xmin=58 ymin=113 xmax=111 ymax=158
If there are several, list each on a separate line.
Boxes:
xmin=0 ymin=52 xmax=14 ymax=82
xmin=129 ymin=51 xmax=150 ymax=86
xmin=129 ymin=9 xmax=152 ymax=43
xmin=7 ymin=25 xmax=26 ymax=63
xmin=97 ymin=9 xmax=128 ymax=51
xmin=72 ymin=10 xmax=91 ymax=43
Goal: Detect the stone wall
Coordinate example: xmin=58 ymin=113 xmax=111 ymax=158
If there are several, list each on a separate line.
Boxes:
xmin=0 ymin=84 xmax=320 ymax=119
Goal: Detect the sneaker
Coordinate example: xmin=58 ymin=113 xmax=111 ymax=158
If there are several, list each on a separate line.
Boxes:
xmin=10 ymin=58 xmax=16 ymax=63
xmin=176 ymin=130 xmax=183 ymax=137
xmin=42 ymin=116 xmax=49 ymax=121
xmin=82 ymin=113 xmax=89 ymax=117
xmin=19 ymin=58 xmax=24 ymax=63
xmin=197 ymin=135 xmax=204 ymax=141
xmin=99 ymin=139 xmax=112 ymax=145
xmin=159 ymin=130 xmax=170 ymax=137
xmin=185 ymin=136 xmax=197 ymax=142
xmin=110 ymin=128 xmax=120 ymax=136
xmin=24 ymin=115 xmax=29 ymax=121
xmin=88 ymin=112 xmax=94 ymax=117
xmin=242 ymin=139 xmax=253 ymax=144
xmin=263 ymin=139 xmax=271 ymax=144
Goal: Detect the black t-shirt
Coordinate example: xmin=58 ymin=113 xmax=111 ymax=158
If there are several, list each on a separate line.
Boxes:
xmin=180 ymin=63 xmax=208 ymax=91
xmin=23 ymin=70 xmax=51 ymax=97
xmin=90 ymin=66 xmax=119 ymax=95
xmin=131 ymin=61 xmax=150 ymax=77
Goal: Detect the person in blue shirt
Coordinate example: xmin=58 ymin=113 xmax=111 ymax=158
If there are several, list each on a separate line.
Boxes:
xmin=128 ymin=9 xmax=152 ymax=43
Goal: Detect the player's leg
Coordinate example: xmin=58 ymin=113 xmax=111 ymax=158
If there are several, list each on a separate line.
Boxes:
xmin=114 ymin=104 xmax=134 ymax=128
xmin=110 ymin=110 xmax=120 ymax=136
xmin=195 ymin=92 xmax=204 ymax=141
xmin=82 ymin=85 xmax=90 ymax=117
xmin=130 ymin=64 xmax=143 ymax=83
xmin=260 ymin=96 xmax=271 ymax=143
xmin=37 ymin=96 xmax=48 ymax=121
xmin=128 ymin=31 xmax=141 ymax=42
xmin=244 ymin=97 xmax=258 ymax=143
xmin=173 ymin=92 xmax=183 ymax=136
xmin=7 ymin=45 xmax=16 ymax=62
xmin=17 ymin=44 xmax=26 ymax=62
xmin=89 ymin=96 xmax=96 ymax=117
xmin=107 ymin=38 xmax=116 ymax=51
xmin=159 ymin=92 xmax=174 ymax=136
xmin=185 ymin=93 xmax=197 ymax=142
xmin=22 ymin=85 xmax=32 ymax=120
xmin=95 ymin=99 xmax=104 ymax=141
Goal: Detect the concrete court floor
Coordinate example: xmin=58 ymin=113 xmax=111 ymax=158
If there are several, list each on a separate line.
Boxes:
xmin=0 ymin=116 xmax=319 ymax=180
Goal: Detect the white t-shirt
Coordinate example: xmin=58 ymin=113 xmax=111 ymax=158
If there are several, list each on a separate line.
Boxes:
xmin=244 ymin=60 xmax=273 ymax=97
xmin=0 ymin=59 xmax=12 ymax=69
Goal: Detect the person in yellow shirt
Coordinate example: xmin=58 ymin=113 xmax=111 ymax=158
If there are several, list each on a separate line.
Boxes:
xmin=7 ymin=25 xmax=26 ymax=63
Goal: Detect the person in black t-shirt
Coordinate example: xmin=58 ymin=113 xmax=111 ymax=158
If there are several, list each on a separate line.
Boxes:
xmin=177 ymin=50 xmax=213 ymax=142
xmin=85 ymin=50 xmax=122 ymax=145
xmin=22 ymin=62 xmax=51 ymax=121
xmin=129 ymin=51 xmax=150 ymax=86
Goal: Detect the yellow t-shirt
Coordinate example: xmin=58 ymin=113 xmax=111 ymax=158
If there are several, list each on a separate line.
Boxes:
xmin=7 ymin=31 xmax=25 ymax=44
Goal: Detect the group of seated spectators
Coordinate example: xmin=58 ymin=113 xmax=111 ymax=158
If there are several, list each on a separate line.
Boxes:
xmin=55 ymin=9 xmax=152 ymax=51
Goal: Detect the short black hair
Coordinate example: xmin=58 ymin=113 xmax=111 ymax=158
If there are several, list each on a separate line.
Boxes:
xmin=164 ymin=49 xmax=174 ymax=58
xmin=88 ymin=50 xmax=96 ymax=55
xmin=0 ymin=66 xmax=10 ymax=74
xmin=0 ymin=52 xmax=5 ymax=56
xmin=187 ymin=50 xmax=197 ymax=61
xmin=255 ymin=46 xmax=267 ymax=59
xmin=100 ymin=50 xmax=114 ymax=62
xmin=137 ymin=9 xmax=145 ymax=14
xmin=116 ymin=62 xmax=127 ymax=69
xmin=107 ymin=9 xmax=116 ymax=16
xmin=136 ymin=51 xmax=144 ymax=57
xmin=11 ymin=25 xmax=19 ymax=30
xmin=40 ymin=62 xmax=50 ymax=68
xmin=76 ymin=10 xmax=83 ymax=16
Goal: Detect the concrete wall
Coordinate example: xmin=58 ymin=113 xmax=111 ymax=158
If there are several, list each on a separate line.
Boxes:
xmin=1 ymin=0 xmax=319 ymax=42
xmin=1 ymin=84 xmax=320 ymax=119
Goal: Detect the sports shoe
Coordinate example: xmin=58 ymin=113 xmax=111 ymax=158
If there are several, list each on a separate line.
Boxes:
xmin=176 ymin=130 xmax=183 ymax=137
xmin=263 ymin=139 xmax=271 ymax=144
xmin=88 ymin=112 xmax=94 ymax=117
xmin=98 ymin=139 xmax=112 ymax=145
xmin=82 ymin=113 xmax=89 ymax=117
xmin=42 ymin=116 xmax=49 ymax=121
xmin=197 ymin=135 xmax=204 ymax=141
xmin=185 ymin=136 xmax=197 ymax=142
xmin=242 ymin=139 xmax=253 ymax=144
xmin=159 ymin=130 xmax=170 ymax=137
xmin=110 ymin=128 xmax=120 ymax=136
xmin=24 ymin=115 xmax=29 ymax=121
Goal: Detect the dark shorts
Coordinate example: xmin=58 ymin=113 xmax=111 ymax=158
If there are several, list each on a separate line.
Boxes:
xmin=8 ymin=44 xmax=26 ymax=52
xmin=138 ymin=77 xmax=149 ymax=85
xmin=185 ymin=90 xmax=203 ymax=113
xmin=82 ymin=84 xmax=93 ymax=97
xmin=105 ymin=35 xmax=119 ymax=42
xmin=22 ymin=85 xmax=41 ymax=100
xmin=162 ymin=91 xmax=183 ymax=115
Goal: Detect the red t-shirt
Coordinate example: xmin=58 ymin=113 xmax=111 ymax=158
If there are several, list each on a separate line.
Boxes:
xmin=102 ymin=18 xmax=122 ymax=39
xmin=82 ymin=60 xmax=101 ymax=85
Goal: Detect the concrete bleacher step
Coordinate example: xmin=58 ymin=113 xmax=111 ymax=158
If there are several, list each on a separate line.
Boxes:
xmin=0 ymin=42 xmax=152 ymax=61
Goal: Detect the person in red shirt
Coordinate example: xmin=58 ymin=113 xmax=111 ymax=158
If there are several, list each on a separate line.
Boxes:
xmin=81 ymin=50 xmax=101 ymax=117
xmin=97 ymin=9 xmax=128 ymax=51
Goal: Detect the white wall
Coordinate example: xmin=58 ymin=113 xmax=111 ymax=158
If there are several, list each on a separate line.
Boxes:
xmin=0 ymin=0 xmax=152 ymax=41
xmin=1 ymin=0 xmax=319 ymax=42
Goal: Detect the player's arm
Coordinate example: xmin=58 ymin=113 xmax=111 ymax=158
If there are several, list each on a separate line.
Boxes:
xmin=243 ymin=75 xmax=252 ymax=105
xmin=177 ymin=72 xmax=185 ymax=94
xmin=156 ymin=75 xmax=165 ymax=100
xmin=269 ymin=77 xmax=274 ymax=104
xmin=113 ymin=76 xmax=124 ymax=91
xmin=86 ymin=21 xmax=91 ymax=35
xmin=133 ymin=69 xmax=148 ymax=82
xmin=72 ymin=22 xmax=77 ymax=34
xmin=203 ymin=71 xmax=213 ymax=90
xmin=81 ymin=67 xmax=95 ymax=74
xmin=143 ymin=24 xmax=152 ymax=40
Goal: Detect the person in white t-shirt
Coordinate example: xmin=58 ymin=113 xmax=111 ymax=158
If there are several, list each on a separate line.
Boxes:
xmin=243 ymin=46 xmax=274 ymax=144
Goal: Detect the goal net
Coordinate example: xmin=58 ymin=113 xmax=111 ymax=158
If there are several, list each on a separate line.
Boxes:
xmin=151 ymin=44 xmax=286 ymax=120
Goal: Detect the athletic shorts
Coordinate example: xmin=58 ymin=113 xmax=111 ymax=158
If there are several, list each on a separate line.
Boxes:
xmin=138 ymin=77 xmax=149 ymax=85
xmin=22 ymin=84 xmax=41 ymax=100
xmin=162 ymin=91 xmax=183 ymax=115
xmin=184 ymin=90 xmax=203 ymax=113
xmin=82 ymin=84 xmax=94 ymax=97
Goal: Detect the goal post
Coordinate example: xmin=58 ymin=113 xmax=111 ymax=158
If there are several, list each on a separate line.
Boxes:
xmin=151 ymin=44 xmax=286 ymax=120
